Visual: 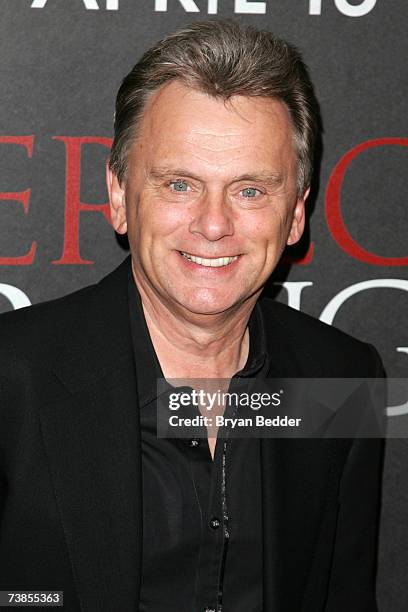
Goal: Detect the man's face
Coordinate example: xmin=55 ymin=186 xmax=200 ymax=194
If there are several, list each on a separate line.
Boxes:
xmin=108 ymin=80 xmax=308 ymax=317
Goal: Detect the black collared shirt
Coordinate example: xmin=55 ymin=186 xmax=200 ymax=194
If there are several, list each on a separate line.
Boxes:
xmin=127 ymin=269 xmax=268 ymax=612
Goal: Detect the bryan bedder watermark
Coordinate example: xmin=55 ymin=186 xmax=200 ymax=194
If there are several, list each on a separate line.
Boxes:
xmin=168 ymin=413 xmax=302 ymax=430
xmin=166 ymin=388 xmax=301 ymax=430
xmin=156 ymin=377 xmax=394 ymax=439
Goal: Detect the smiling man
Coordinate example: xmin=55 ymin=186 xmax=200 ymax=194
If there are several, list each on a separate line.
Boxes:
xmin=107 ymin=78 xmax=308 ymax=458
xmin=0 ymin=19 xmax=385 ymax=612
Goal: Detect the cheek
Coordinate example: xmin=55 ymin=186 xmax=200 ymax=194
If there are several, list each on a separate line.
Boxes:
xmin=138 ymin=197 xmax=191 ymax=238
xmin=244 ymin=212 xmax=287 ymax=249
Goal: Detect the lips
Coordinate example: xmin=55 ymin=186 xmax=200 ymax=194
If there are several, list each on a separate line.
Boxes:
xmin=180 ymin=251 xmax=239 ymax=268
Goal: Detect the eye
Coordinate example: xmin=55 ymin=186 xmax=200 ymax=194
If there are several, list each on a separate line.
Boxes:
xmin=169 ymin=179 xmax=190 ymax=192
xmin=240 ymin=187 xmax=262 ymax=198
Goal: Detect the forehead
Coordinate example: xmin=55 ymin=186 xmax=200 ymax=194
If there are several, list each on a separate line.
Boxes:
xmin=129 ymin=80 xmax=296 ymax=172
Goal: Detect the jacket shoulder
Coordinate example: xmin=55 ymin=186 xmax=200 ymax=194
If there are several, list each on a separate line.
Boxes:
xmin=0 ymin=256 xmax=130 ymax=357
xmin=259 ymin=297 xmax=384 ymax=377
xmin=0 ymin=283 xmax=97 ymax=358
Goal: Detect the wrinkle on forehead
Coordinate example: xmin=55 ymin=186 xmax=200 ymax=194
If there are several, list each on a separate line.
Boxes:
xmin=182 ymin=138 xmax=245 ymax=155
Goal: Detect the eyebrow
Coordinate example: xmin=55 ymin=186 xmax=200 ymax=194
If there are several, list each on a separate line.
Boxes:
xmin=231 ymin=172 xmax=284 ymax=186
xmin=149 ymin=166 xmax=284 ymax=186
xmin=149 ymin=167 xmax=198 ymax=180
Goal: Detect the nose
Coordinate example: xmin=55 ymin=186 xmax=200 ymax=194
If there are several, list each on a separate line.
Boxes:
xmin=189 ymin=189 xmax=234 ymax=241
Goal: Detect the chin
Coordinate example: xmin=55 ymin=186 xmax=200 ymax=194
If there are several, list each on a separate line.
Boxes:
xmin=177 ymin=293 xmax=239 ymax=316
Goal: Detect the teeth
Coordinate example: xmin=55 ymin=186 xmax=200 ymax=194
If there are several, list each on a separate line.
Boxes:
xmin=181 ymin=252 xmax=238 ymax=267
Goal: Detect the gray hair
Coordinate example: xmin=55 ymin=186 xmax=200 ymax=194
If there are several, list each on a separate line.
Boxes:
xmin=109 ymin=19 xmax=319 ymax=196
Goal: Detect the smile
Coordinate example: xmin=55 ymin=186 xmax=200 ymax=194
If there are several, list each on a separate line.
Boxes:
xmin=180 ymin=251 xmax=239 ymax=268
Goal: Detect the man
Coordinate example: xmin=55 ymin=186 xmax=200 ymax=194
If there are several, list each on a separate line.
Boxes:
xmin=0 ymin=20 xmax=384 ymax=612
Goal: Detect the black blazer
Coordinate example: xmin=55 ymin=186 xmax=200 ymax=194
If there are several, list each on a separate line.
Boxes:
xmin=0 ymin=255 xmax=385 ymax=612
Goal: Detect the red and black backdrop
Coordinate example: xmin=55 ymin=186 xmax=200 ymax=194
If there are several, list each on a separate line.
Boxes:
xmin=1 ymin=1 xmax=407 ymax=609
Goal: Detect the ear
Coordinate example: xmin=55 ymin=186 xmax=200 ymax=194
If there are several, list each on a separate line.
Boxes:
xmin=106 ymin=161 xmax=127 ymax=234
xmin=286 ymin=187 xmax=310 ymax=246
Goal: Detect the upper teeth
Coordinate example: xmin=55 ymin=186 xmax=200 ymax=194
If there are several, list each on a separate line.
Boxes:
xmin=181 ymin=252 xmax=238 ymax=267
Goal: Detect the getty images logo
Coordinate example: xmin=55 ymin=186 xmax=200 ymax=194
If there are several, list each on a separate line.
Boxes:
xmin=31 ymin=0 xmax=379 ymax=17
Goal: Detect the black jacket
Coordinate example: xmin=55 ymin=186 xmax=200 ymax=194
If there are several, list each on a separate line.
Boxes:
xmin=0 ymin=255 xmax=385 ymax=611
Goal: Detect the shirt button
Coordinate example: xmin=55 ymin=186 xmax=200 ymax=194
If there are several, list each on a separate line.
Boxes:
xmin=188 ymin=438 xmax=200 ymax=448
xmin=209 ymin=517 xmax=221 ymax=530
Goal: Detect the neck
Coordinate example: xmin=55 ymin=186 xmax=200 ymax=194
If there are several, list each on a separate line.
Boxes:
xmin=131 ymin=262 xmax=259 ymax=380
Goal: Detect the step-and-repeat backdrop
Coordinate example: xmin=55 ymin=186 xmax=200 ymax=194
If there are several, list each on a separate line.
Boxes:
xmin=1 ymin=1 xmax=407 ymax=608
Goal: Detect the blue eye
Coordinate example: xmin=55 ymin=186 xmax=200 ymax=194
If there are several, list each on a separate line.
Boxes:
xmin=241 ymin=187 xmax=260 ymax=197
xmin=170 ymin=180 xmax=189 ymax=192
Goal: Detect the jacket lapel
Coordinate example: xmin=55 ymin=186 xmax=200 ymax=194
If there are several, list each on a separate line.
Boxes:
xmin=39 ymin=256 xmax=142 ymax=611
xmin=260 ymin=302 xmax=341 ymax=612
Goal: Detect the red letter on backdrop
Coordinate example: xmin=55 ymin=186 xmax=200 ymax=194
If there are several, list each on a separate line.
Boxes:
xmin=326 ymin=137 xmax=408 ymax=266
xmin=0 ymin=136 xmax=36 ymax=265
xmin=52 ymin=136 xmax=113 ymax=265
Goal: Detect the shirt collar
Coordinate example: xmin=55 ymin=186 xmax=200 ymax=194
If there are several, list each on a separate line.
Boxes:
xmin=127 ymin=264 xmax=270 ymax=408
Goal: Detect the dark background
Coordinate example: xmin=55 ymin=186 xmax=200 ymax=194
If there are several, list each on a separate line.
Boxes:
xmin=1 ymin=0 xmax=407 ymax=608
